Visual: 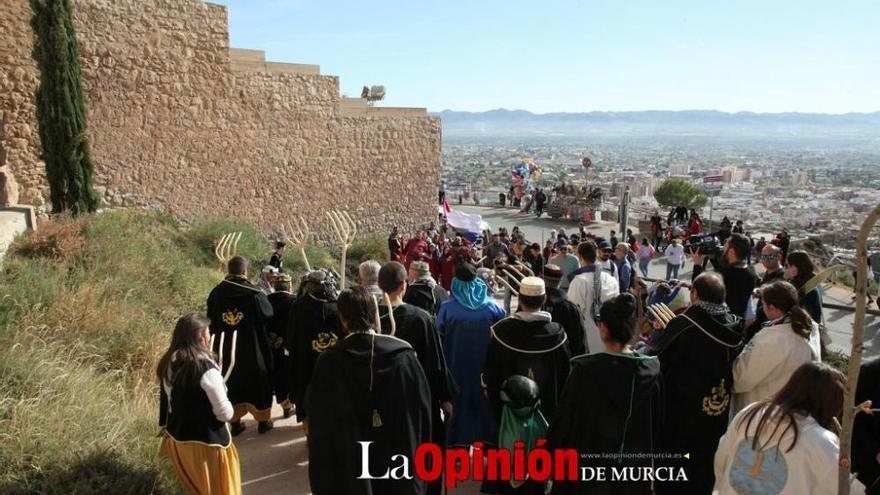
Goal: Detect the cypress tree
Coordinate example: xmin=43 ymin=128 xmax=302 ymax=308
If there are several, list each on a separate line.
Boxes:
xmin=30 ymin=0 xmax=98 ymax=214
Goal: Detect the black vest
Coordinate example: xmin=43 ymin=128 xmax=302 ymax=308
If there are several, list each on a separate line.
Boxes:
xmin=159 ymin=359 xmax=231 ymax=447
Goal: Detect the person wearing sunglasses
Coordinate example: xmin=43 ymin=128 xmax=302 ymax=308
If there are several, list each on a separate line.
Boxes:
xmin=744 ymin=244 xmax=786 ymax=342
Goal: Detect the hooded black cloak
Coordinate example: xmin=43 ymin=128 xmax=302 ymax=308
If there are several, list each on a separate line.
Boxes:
xmin=287 ymin=290 xmax=339 ymax=422
xmin=548 ymin=351 xmax=662 ymax=495
xmin=306 ymin=332 xmax=431 ymax=495
xmin=648 ymin=304 xmax=743 ymax=495
xmin=206 ymin=275 xmax=275 ymax=421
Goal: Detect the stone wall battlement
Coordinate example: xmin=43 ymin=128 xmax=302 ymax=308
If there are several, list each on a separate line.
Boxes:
xmin=0 ymin=0 xmax=440 ymax=236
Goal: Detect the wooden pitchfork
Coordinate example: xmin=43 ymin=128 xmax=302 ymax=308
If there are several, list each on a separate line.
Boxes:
xmin=209 ymin=330 xmax=238 ymax=382
xmin=496 ymin=271 xmax=521 ymax=297
xmin=646 ymin=303 xmax=676 ymax=329
xmin=282 ymin=216 xmax=311 ymax=272
xmin=214 ymin=232 xmax=242 ymax=271
xmin=326 ymin=210 xmax=357 ymax=289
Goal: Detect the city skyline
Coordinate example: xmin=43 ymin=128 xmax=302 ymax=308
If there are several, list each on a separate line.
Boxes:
xmin=213 ymin=0 xmax=880 ymax=114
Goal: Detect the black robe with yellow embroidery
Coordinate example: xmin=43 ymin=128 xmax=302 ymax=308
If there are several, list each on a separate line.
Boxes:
xmin=306 ymin=332 xmax=431 ymax=495
xmin=287 ymin=290 xmax=339 ymax=422
xmin=647 ymin=305 xmax=743 ymax=495
xmin=206 ymin=275 xmax=275 ymax=421
xmin=267 ymin=290 xmax=295 ymax=410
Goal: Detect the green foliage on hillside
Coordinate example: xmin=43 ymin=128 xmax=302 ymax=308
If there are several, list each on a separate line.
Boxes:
xmin=0 ymin=211 xmax=337 ymax=493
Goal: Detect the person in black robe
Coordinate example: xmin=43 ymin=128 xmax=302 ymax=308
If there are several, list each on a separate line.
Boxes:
xmin=541 ymin=264 xmax=587 ymax=356
xmin=853 ymin=358 xmax=880 ymax=493
xmin=484 ymin=276 xmax=570 ymax=422
xmin=266 ymin=273 xmax=295 ymax=418
xmin=404 ymin=260 xmax=449 ymax=316
xmin=482 ymin=276 xmax=570 ymax=494
xmin=548 ymin=293 xmax=662 ymax=495
xmin=647 ymin=273 xmax=743 ymax=495
xmin=307 ymin=287 xmax=431 ymax=495
xmin=286 ymin=268 xmax=339 ymax=434
xmin=378 ymin=261 xmax=457 ymax=495
xmin=206 ymin=256 xmax=275 ymax=435
xmin=269 ymin=241 xmax=286 ymax=271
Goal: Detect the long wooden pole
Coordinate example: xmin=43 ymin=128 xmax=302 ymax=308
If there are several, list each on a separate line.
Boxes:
xmin=838 ymin=203 xmax=880 ymax=494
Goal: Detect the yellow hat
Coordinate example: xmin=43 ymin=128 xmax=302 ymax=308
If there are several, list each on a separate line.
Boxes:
xmin=519 ymin=276 xmax=546 ymax=297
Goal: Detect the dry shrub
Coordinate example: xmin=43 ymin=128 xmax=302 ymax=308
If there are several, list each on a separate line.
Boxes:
xmin=10 ymin=217 xmax=86 ymax=262
xmin=0 ymin=329 xmax=175 ymax=494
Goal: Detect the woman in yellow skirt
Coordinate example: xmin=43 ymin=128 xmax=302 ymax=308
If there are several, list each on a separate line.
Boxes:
xmin=158 ymin=314 xmax=241 ymax=495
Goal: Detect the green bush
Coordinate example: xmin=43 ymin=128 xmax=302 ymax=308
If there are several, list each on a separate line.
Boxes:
xmin=825 ymin=349 xmax=850 ymax=375
xmin=182 ymin=216 xmax=270 ymax=269
xmin=343 ymin=235 xmax=390 ymax=286
xmin=347 ymin=236 xmax=390 ymax=265
xmin=282 ymin=244 xmax=338 ymax=284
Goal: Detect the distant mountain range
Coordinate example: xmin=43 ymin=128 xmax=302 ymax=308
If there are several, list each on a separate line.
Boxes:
xmin=432 ymin=109 xmax=880 ymax=144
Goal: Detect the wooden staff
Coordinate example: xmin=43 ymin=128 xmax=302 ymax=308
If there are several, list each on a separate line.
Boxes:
xmin=327 ymin=210 xmax=357 ymax=289
xmin=214 ymin=232 xmax=242 ymax=271
xmin=223 ymin=331 xmax=238 ymax=382
xmin=838 ymin=203 xmax=880 ymax=495
xmin=283 ymin=217 xmax=311 ymax=272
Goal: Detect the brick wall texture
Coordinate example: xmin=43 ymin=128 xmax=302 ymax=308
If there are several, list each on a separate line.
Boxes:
xmin=0 ymin=0 xmax=441 ymax=235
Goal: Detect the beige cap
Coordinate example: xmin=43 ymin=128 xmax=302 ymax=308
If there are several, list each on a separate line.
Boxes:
xmin=519 ymin=276 xmax=546 ymax=297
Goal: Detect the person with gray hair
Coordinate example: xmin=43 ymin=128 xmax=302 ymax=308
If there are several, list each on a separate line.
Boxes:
xmin=357 ymin=260 xmax=382 ymax=301
xmin=403 ymin=260 xmax=449 ymax=316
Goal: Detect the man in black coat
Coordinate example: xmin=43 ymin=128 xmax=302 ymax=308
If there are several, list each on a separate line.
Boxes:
xmin=403 ymin=260 xmax=449 ymax=317
xmin=648 ymin=272 xmax=743 ymax=495
xmin=266 ymin=273 xmax=295 ymax=418
xmin=287 ymin=268 xmax=339 ymax=434
xmin=691 ymin=232 xmax=758 ymax=319
xmin=483 ymin=276 xmax=571 ymax=423
xmin=307 ymin=287 xmax=431 ymax=495
xmin=482 ymin=276 xmax=570 ymax=495
xmin=542 ymin=264 xmax=587 ymax=356
xmin=379 ymin=262 xmax=456 ymax=495
xmin=207 ymin=256 xmax=275 ymax=435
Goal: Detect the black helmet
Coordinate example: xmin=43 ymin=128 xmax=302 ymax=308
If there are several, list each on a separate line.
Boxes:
xmin=500 ymin=375 xmax=540 ymax=411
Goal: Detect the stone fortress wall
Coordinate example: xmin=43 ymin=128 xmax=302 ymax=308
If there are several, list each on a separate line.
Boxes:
xmin=0 ymin=0 xmax=441 ymax=235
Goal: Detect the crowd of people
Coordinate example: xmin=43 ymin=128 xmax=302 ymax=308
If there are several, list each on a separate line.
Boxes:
xmin=154 ymin=213 xmax=880 ymax=495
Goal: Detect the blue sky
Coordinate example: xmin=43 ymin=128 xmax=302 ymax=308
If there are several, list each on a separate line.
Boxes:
xmin=212 ymin=0 xmax=879 ymax=114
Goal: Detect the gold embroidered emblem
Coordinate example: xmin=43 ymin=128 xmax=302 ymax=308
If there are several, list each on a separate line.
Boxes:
xmin=222 ymin=309 xmax=244 ymax=326
xmin=702 ymin=378 xmax=730 ymax=416
xmin=372 ymin=409 xmax=383 ymax=428
xmin=311 ymin=332 xmax=338 ymax=353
